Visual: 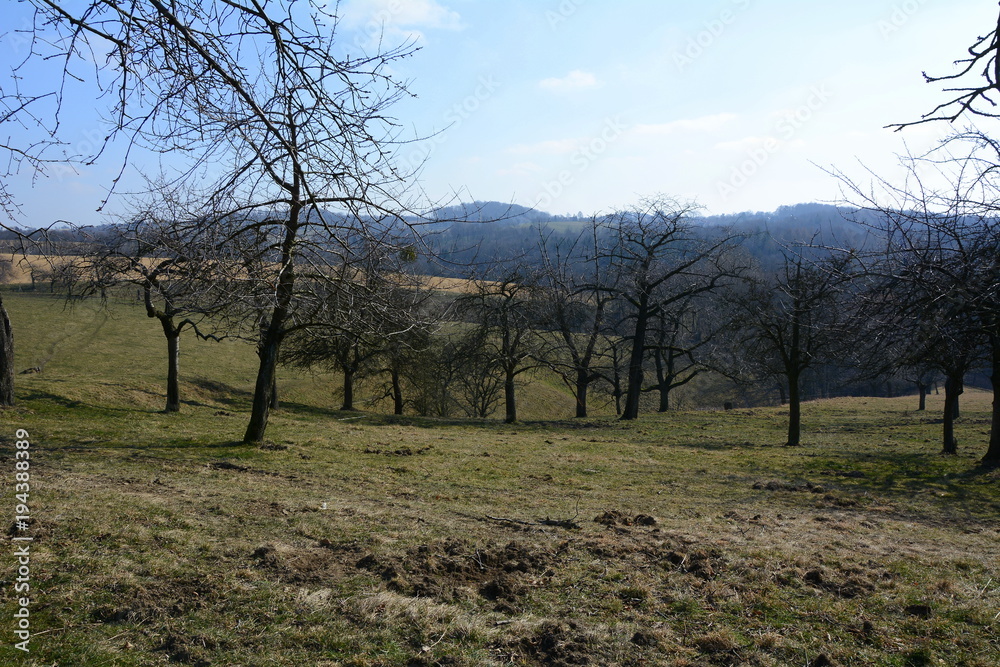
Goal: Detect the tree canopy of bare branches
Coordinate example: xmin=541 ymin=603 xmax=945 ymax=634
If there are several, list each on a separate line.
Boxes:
xmin=602 ymin=197 xmax=745 ymax=421
xmin=837 ymin=139 xmax=1000 ymax=464
xmin=889 ymin=7 xmax=1000 ymax=130
xmin=11 ymin=1 xmax=427 ymax=441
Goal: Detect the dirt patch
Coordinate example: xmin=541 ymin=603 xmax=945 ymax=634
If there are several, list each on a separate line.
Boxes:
xmin=754 ymin=479 xmax=825 ymax=493
xmin=511 ymin=621 xmax=595 ymax=667
xmin=594 ymin=510 xmax=658 ymax=527
xmin=90 ymin=577 xmax=219 ymax=626
xmin=575 ymin=529 xmax=724 ymax=582
xmin=802 ymin=565 xmax=883 ymax=599
xmin=355 ymin=538 xmax=558 ymax=610
xmin=252 ymin=542 xmax=345 ymax=584
xmin=662 ymin=548 xmax=723 ymax=580
xmin=364 ymin=445 xmax=433 ymax=456
xmin=158 ymin=632 xmax=218 ymax=667
xmin=6 ymin=517 xmax=50 ymax=542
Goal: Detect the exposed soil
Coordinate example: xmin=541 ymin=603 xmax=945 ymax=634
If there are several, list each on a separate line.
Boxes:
xmin=509 ymin=621 xmax=595 ymax=667
xmin=252 ymin=542 xmax=348 ymax=584
xmin=355 ymin=538 xmax=559 ymax=611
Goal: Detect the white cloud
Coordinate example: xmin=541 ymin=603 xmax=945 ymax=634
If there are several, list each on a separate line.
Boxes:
xmin=496 ymin=162 xmax=545 ymax=176
xmin=339 ymin=0 xmax=463 ymax=45
xmin=506 ymin=138 xmax=580 ymax=156
xmin=634 ymin=113 xmax=738 ymax=136
xmin=538 ymin=70 xmax=599 ymax=93
xmin=713 ymin=136 xmax=773 ymax=152
xmin=340 ymin=0 xmax=462 ymax=28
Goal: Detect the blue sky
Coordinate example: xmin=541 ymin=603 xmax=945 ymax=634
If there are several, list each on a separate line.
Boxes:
xmin=2 ymin=0 xmax=996 ymax=225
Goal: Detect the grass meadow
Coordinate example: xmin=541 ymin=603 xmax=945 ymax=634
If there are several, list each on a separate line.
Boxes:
xmin=0 ymin=291 xmax=998 ymax=666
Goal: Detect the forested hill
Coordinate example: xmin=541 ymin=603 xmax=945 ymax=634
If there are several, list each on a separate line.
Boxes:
xmin=428 ymin=201 xmax=868 ymax=231
xmin=423 ymin=201 xmax=878 ymax=276
xmin=4 ymin=201 xmax=876 ymax=272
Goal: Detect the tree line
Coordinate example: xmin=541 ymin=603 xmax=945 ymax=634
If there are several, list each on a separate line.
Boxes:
xmin=17 ymin=187 xmax=995 ymax=468
xmin=0 ymin=1 xmax=997 ymax=467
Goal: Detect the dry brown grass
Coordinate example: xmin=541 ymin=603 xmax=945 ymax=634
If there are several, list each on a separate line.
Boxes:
xmin=0 ymin=292 xmax=998 ymax=666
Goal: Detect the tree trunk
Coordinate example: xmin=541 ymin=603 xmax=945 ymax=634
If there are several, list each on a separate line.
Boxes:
xmin=621 ymin=298 xmax=649 ymax=421
xmin=574 ymin=368 xmax=588 ymax=418
xmin=504 ymin=371 xmax=517 ymax=423
xmin=164 ymin=327 xmax=180 ymax=412
xmin=244 ymin=335 xmax=280 ymax=443
xmin=658 ymin=385 xmax=671 ymax=412
xmin=785 ymin=301 xmax=803 ymax=447
xmin=243 ymin=207 xmax=299 ymax=444
xmin=777 ymin=382 xmax=787 ymax=406
xmin=983 ymin=336 xmax=1000 ymax=466
xmin=153 ymin=314 xmax=182 ymax=413
xmin=342 ymin=369 xmax=355 ymax=411
xmin=786 ymin=369 xmax=801 ymax=446
xmin=0 ymin=294 xmax=14 ymax=407
xmin=941 ymin=373 xmax=963 ymax=455
xmin=270 ymin=374 xmax=279 ymax=410
xmin=916 ymin=381 xmax=927 ymax=412
xmin=391 ymin=366 xmax=404 ymax=416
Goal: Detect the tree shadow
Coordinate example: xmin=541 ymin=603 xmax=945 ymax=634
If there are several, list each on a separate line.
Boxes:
xmin=187 ymin=377 xmax=253 ymax=409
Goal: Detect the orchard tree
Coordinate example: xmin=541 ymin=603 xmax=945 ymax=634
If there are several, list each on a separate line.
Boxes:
xmin=80 ymin=187 xmax=234 ymax=412
xmin=728 ymin=247 xmax=857 ymax=447
xmin=838 ymin=144 xmax=1000 ymax=461
xmin=644 ymin=292 xmax=721 ymax=412
xmin=0 ymin=293 xmax=11 ymax=406
xmin=457 ymin=267 xmax=546 ymax=424
xmin=281 ymin=241 xmax=431 ymax=413
xmin=605 ymin=197 xmax=743 ymax=421
xmin=536 ymin=217 xmax=618 ymax=418
xmin=885 ymin=3 xmax=1000 ymax=464
xmin=14 ymin=1 xmax=427 ymax=442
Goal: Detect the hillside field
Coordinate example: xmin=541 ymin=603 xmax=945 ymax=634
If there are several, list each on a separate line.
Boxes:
xmin=0 ymin=291 xmax=998 ymax=666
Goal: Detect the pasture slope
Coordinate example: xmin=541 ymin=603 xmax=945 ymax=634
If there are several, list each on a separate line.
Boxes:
xmin=0 ymin=291 xmax=998 ymax=666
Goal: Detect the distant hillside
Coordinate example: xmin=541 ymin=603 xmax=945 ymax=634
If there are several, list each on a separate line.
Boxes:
xmin=429 ymin=201 xmax=584 ymax=226
xmin=419 ymin=201 xmax=881 ymax=276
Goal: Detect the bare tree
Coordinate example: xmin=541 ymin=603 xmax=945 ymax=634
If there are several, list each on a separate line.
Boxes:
xmin=883 ymin=5 xmax=1000 ymax=465
xmin=77 ymin=185 xmax=238 ymax=412
xmin=837 ymin=144 xmax=1000 ymax=462
xmin=604 ymin=197 xmax=742 ymax=421
xmin=457 ymin=268 xmax=546 ymax=424
xmin=281 ymin=241 xmax=431 ymax=413
xmin=0 ymin=293 xmax=12 ymax=406
xmin=535 ymin=218 xmax=618 ymax=418
xmin=15 ymin=1 xmax=428 ymax=442
xmin=889 ymin=7 xmax=1000 ymax=130
xmin=644 ymin=293 xmax=720 ymax=412
xmin=453 ymin=330 xmax=506 ymax=419
xmin=727 ymin=248 xmax=857 ymax=447
xmin=406 ymin=333 xmax=467 ymax=418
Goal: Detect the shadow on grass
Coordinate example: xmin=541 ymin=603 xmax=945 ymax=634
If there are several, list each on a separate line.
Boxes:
xmin=22 ymin=387 xmax=209 ymax=416
xmin=810 ymin=450 xmax=1000 ymax=521
xmin=188 ymin=377 xmax=253 ymax=409
xmin=273 ymin=400 xmax=619 ymax=432
xmin=670 ymin=439 xmax=775 ymax=452
xmin=18 ymin=388 xmax=169 ymax=417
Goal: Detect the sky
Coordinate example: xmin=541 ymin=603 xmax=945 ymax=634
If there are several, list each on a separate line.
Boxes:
xmin=1 ymin=0 xmax=997 ymax=226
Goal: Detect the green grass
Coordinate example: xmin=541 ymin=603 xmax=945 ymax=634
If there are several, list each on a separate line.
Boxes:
xmin=1 ymin=291 xmax=998 ymax=666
